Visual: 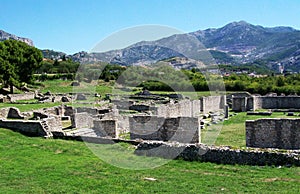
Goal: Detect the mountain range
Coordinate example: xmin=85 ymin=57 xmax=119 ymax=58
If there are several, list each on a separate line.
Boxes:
xmin=2 ymin=21 xmax=300 ymax=72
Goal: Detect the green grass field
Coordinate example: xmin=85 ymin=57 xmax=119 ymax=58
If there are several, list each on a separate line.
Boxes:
xmin=0 ymin=128 xmax=299 ymax=193
xmin=1 ymin=80 xmax=300 ymax=193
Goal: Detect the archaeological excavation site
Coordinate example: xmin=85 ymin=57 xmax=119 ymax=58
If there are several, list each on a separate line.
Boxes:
xmin=1 ymin=90 xmax=299 ymax=166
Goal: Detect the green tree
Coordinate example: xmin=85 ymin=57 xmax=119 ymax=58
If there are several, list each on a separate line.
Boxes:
xmin=0 ymin=40 xmax=43 ymax=93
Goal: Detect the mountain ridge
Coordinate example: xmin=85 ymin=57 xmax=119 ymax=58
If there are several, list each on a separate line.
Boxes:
xmin=0 ymin=30 xmax=34 ymax=46
xmin=2 ymin=21 xmax=300 ymax=72
xmin=67 ymin=21 xmax=300 ymax=71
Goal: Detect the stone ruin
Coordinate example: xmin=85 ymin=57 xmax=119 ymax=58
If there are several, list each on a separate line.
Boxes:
xmin=0 ymin=92 xmax=299 ymax=166
xmin=232 ymin=93 xmax=300 ymax=112
xmin=0 ymin=93 xmax=227 ymax=144
xmin=246 ymin=118 xmax=300 ymax=149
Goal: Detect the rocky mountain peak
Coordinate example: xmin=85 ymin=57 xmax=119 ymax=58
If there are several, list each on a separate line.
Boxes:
xmin=0 ymin=30 xmax=34 ymax=46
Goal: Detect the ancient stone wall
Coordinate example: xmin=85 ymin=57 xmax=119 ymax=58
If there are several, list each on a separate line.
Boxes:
xmin=134 ymin=141 xmax=300 ymax=166
xmin=7 ymin=107 xmax=25 ymax=119
xmin=43 ymin=116 xmax=63 ymax=132
xmin=246 ymin=118 xmax=300 ymax=149
xmin=253 ymin=96 xmax=300 ymax=109
xmin=200 ymin=95 xmax=226 ymax=114
xmin=153 ymin=100 xmax=201 ymax=117
xmin=7 ymin=92 xmax=35 ymax=102
xmin=129 ymin=116 xmax=200 ymax=143
xmin=0 ymin=108 xmax=9 ymax=118
xmin=71 ymin=112 xmax=93 ymax=128
xmin=0 ymin=119 xmax=50 ymax=137
xmin=233 ymin=96 xmax=300 ymax=111
xmin=232 ymin=97 xmax=253 ymax=112
xmin=93 ymin=120 xmax=117 ymax=138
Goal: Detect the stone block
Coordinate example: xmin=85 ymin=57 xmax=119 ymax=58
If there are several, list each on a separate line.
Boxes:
xmin=7 ymin=107 xmax=24 ymax=119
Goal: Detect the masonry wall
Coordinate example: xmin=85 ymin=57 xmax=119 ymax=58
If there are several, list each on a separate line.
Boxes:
xmin=7 ymin=92 xmax=35 ymax=102
xmin=0 ymin=108 xmax=9 ymax=118
xmin=93 ymin=120 xmax=117 ymax=138
xmin=129 ymin=116 xmax=200 ymax=143
xmin=153 ymin=100 xmax=202 ymax=117
xmin=253 ymin=96 xmax=300 ymax=109
xmin=200 ymin=95 xmax=226 ymax=114
xmin=71 ymin=112 xmax=93 ymax=128
xmin=246 ymin=118 xmax=300 ymax=149
xmin=43 ymin=116 xmax=63 ymax=132
xmin=232 ymin=97 xmax=253 ymax=112
xmin=233 ymin=96 xmax=300 ymax=111
xmin=0 ymin=119 xmax=50 ymax=137
xmin=135 ymin=141 xmax=300 ymax=166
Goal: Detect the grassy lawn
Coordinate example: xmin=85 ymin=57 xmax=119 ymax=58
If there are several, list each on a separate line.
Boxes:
xmin=0 ymin=102 xmax=63 ymax=112
xmin=0 ymin=128 xmax=299 ymax=193
xmin=37 ymin=79 xmax=112 ymax=95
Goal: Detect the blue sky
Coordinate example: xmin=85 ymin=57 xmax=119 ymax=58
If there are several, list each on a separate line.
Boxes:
xmin=1 ymin=0 xmax=300 ymax=54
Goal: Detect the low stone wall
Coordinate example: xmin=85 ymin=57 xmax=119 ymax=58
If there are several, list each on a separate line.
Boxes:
xmin=246 ymin=118 xmax=300 ymax=149
xmin=71 ymin=112 xmax=93 ymax=128
xmin=129 ymin=116 xmax=200 ymax=143
xmin=7 ymin=107 xmax=24 ymax=119
xmin=93 ymin=120 xmax=117 ymax=138
xmin=0 ymin=108 xmax=9 ymax=118
xmin=43 ymin=116 xmax=63 ymax=132
xmin=7 ymin=92 xmax=35 ymax=102
xmin=134 ymin=141 xmax=300 ymax=166
xmin=0 ymin=119 xmax=51 ymax=137
xmin=233 ymin=96 xmax=300 ymax=112
xmin=253 ymin=96 xmax=300 ymax=110
xmin=200 ymin=95 xmax=226 ymax=114
xmin=152 ymin=100 xmax=201 ymax=117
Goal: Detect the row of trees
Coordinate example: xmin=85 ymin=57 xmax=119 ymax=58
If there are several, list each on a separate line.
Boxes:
xmin=1 ymin=40 xmax=300 ymax=95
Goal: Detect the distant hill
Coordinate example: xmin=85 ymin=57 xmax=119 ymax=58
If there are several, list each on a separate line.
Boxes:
xmin=0 ymin=30 xmax=34 ymax=46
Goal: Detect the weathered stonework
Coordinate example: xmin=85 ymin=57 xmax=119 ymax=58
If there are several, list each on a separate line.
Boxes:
xmin=134 ymin=141 xmax=300 ymax=166
xmin=0 ymin=108 xmax=9 ymax=118
xmin=7 ymin=107 xmax=24 ymax=119
xmin=246 ymin=118 xmax=300 ymax=149
xmin=7 ymin=92 xmax=35 ymax=102
xmin=233 ymin=95 xmax=300 ymax=111
xmin=0 ymin=119 xmax=51 ymax=137
xmin=129 ymin=116 xmax=200 ymax=143
xmin=93 ymin=120 xmax=117 ymax=138
xmin=71 ymin=112 xmax=93 ymax=128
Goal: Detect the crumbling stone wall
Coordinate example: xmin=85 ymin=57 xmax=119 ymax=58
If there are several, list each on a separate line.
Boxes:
xmin=93 ymin=120 xmax=117 ymax=138
xmin=246 ymin=118 xmax=300 ymax=149
xmin=129 ymin=116 xmax=200 ymax=143
xmin=43 ymin=116 xmax=63 ymax=132
xmin=0 ymin=119 xmax=51 ymax=137
xmin=200 ymin=95 xmax=226 ymax=114
xmin=7 ymin=92 xmax=35 ymax=102
xmin=71 ymin=112 xmax=93 ymax=128
xmin=7 ymin=107 xmax=24 ymax=119
xmin=0 ymin=108 xmax=9 ymax=118
xmin=253 ymin=96 xmax=300 ymax=109
xmin=135 ymin=141 xmax=300 ymax=166
xmin=232 ymin=97 xmax=253 ymax=112
xmin=152 ymin=100 xmax=202 ymax=117
xmin=233 ymin=96 xmax=300 ymax=111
